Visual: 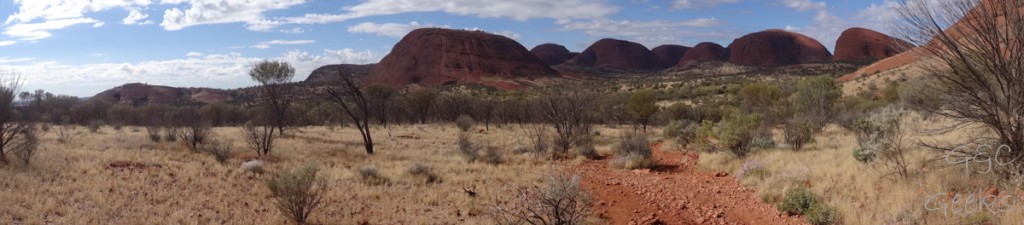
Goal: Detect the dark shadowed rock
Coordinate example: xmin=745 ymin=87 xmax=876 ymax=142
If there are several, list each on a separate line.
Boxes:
xmin=833 ymin=27 xmax=912 ymax=63
xmin=304 ymin=64 xmax=375 ymax=83
xmin=678 ymin=42 xmax=729 ymax=66
xmin=651 ymin=45 xmax=690 ymax=69
xmin=530 ymin=43 xmax=574 ymax=66
xmin=92 ymin=83 xmax=232 ymax=105
xmin=566 ymin=38 xmax=658 ymax=71
xmin=367 ymin=28 xmax=558 ymax=89
xmin=727 ymin=29 xmax=832 ymax=67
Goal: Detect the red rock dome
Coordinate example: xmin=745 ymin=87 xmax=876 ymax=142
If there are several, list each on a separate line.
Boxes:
xmin=727 ymin=29 xmax=832 ymax=67
xmin=530 ymin=43 xmax=574 ymax=66
xmin=367 ymin=28 xmax=558 ymax=88
xmin=566 ymin=38 xmax=658 ymax=71
xmin=651 ymin=45 xmax=690 ymax=69
xmin=678 ymin=42 xmax=729 ymax=65
xmin=833 ymin=27 xmax=912 ymax=63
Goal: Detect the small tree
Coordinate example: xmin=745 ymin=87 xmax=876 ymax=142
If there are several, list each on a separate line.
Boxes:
xmin=852 ymin=106 xmax=910 ymax=178
xmin=0 ymin=78 xmax=36 ymax=166
xmin=537 ymin=89 xmax=592 ymax=157
xmin=174 ymin=107 xmax=210 ymax=151
xmin=717 ymin=111 xmax=761 ymax=158
xmin=791 ymin=75 xmax=840 ymax=126
xmin=627 ymin=89 xmax=659 ymax=132
xmin=249 ymin=60 xmax=294 ymax=135
xmin=325 ymin=71 xmax=374 ymax=155
xmin=363 ymin=84 xmax=395 ymax=127
xmin=265 ymin=164 xmax=325 ymax=225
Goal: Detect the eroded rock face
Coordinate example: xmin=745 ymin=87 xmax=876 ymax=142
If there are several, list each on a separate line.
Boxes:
xmin=304 ymin=64 xmax=374 ymax=84
xmin=566 ymin=38 xmax=658 ymax=71
xmin=727 ymin=29 xmax=832 ymax=67
xmin=678 ymin=42 xmax=729 ymax=66
xmin=833 ymin=27 xmax=912 ymax=62
xmin=530 ymin=43 xmax=574 ymax=66
xmin=651 ymin=45 xmax=690 ymax=69
xmin=367 ymin=28 xmax=558 ymax=88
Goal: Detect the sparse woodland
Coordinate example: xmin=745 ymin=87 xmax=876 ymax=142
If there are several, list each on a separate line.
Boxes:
xmin=4 ymin=1 xmax=1024 ymax=224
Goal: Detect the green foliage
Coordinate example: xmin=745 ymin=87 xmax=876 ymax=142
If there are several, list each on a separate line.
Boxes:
xmin=784 ymin=118 xmax=820 ymax=151
xmin=806 ymin=204 xmax=842 ymax=225
xmin=663 ymin=120 xmax=698 ymax=146
xmin=716 ymin=111 xmax=761 ymax=157
xmin=778 ymin=187 xmax=818 ymax=216
xmin=738 ymin=82 xmax=782 ymax=113
xmin=627 ymin=89 xmax=659 ymax=131
xmin=791 ymin=75 xmax=840 ymax=123
xmin=265 ymin=164 xmax=325 ymax=225
xmin=851 ymin=106 xmax=906 ymax=164
xmin=249 ymin=60 xmax=295 ymax=85
xmin=695 ymin=120 xmax=716 ymax=152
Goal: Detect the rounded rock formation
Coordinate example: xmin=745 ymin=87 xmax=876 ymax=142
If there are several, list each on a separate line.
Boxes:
xmin=368 ymin=28 xmax=558 ymax=88
xmin=833 ymin=27 xmax=912 ymax=63
xmin=727 ymin=29 xmax=832 ymax=67
xmin=566 ymin=38 xmax=658 ymax=71
xmin=530 ymin=43 xmax=574 ymax=66
xmin=651 ymin=45 xmax=691 ymax=69
xmin=678 ymin=42 xmax=729 ymax=66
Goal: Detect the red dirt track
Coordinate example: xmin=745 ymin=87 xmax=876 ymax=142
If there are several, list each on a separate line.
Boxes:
xmin=571 ymin=143 xmax=808 ymax=225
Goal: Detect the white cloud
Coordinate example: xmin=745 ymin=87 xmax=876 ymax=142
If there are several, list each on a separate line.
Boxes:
xmin=4 ymin=0 xmax=152 ymax=40
xmin=255 ymin=0 xmax=619 ymax=30
xmin=123 ymin=8 xmax=153 ymax=25
xmin=186 ymin=52 xmax=204 ymax=57
xmin=2 ymin=49 xmax=381 ymax=96
xmin=251 ymin=39 xmax=315 ymax=49
xmin=781 ymin=0 xmax=825 ymax=12
xmin=558 ymin=18 xmax=728 ymax=47
xmin=280 ymin=27 xmax=305 ymax=34
xmin=0 ymin=41 xmax=16 ymax=47
xmin=672 ymin=0 xmax=740 ymax=9
xmin=159 ymin=0 xmax=306 ymax=31
xmin=0 ymin=57 xmax=33 ymax=63
xmin=4 ymin=17 xmax=102 ymax=40
xmin=348 ymin=21 xmax=431 ymax=37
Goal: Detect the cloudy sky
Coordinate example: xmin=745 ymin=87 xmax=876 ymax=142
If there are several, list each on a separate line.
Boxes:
xmin=0 ymin=0 xmax=905 ymax=97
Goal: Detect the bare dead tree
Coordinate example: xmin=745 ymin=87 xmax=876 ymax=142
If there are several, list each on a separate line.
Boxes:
xmin=0 ymin=77 xmax=36 ymax=166
xmin=243 ymin=121 xmax=275 ymax=156
xmin=894 ymin=0 xmax=1024 ymax=171
xmin=537 ymin=88 xmax=593 ymax=158
xmin=325 ymin=72 xmax=373 ymax=155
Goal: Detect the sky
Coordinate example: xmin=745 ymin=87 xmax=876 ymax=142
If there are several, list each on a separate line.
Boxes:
xmin=0 ymin=0 xmax=907 ymax=97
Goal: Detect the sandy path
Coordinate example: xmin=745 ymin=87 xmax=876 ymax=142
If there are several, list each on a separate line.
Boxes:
xmin=571 ymin=143 xmax=809 ymax=225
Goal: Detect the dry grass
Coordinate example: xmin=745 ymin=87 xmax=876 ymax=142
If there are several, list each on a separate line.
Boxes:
xmin=698 ymin=114 xmax=1024 ymax=225
xmin=0 ymin=124 xmax=579 ymax=224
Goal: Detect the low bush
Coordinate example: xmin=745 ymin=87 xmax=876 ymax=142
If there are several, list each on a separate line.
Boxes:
xmin=663 ymin=120 xmax=698 ymax=146
xmin=491 ymin=173 xmax=592 ymax=225
xmin=457 ymin=133 xmax=479 ymax=162
xmin=806 ymin=203 xmax=841 ymax=225
xmin=407 ymin=162 xmax=441 ymax=184
xmin=358 ymin=165 xmax=389 ymax=186
xmin=778 ymin=187 xmax=818 ymax=216
xmin=240 ymin=160 xmax=264 ymax=175
xmin=610 ymin=133 xmax=653 ymax=170
xmin=784 ymin=118 xmax=819 ymax=151
xmin=265 ymin=164 xmax=325 ymax=225
xmin=455 ymin=114 xmax=475 ymax=132
xmin=145 ymin=126 xmax=161 ymax=142
xmin=203 ymin=140 xmax=232 ymax=163
xmin=716 ymin=112 xmax=761 ymax=157
xmin=482 ymin=146 xmax=503 ymax=165
xmin=574 ymin=135 xmax=600 ymax=159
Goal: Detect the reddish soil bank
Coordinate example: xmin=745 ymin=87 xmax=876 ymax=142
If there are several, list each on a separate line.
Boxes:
xmin=571 ymin=143 xmax=808 ymax=225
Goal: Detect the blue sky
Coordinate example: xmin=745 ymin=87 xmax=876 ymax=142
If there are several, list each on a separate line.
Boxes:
xmin=0 ymin=0 xmax=903 ymax=97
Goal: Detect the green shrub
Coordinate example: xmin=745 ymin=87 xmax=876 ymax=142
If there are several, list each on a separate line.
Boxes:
xmin=265 ymin=164 xmax=325 ymax=225
xmin=784 ymin=118 xmax=819 ymax=151
xmin=806 ymin=204 xmax=841 ymax=225
xmin=778 ymin=187 xmax=818 ymax=216
xmin=716 ymin=112 xmax=761 ymax=157
xmin=663 ymin=120 xmax=698 ymax=146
